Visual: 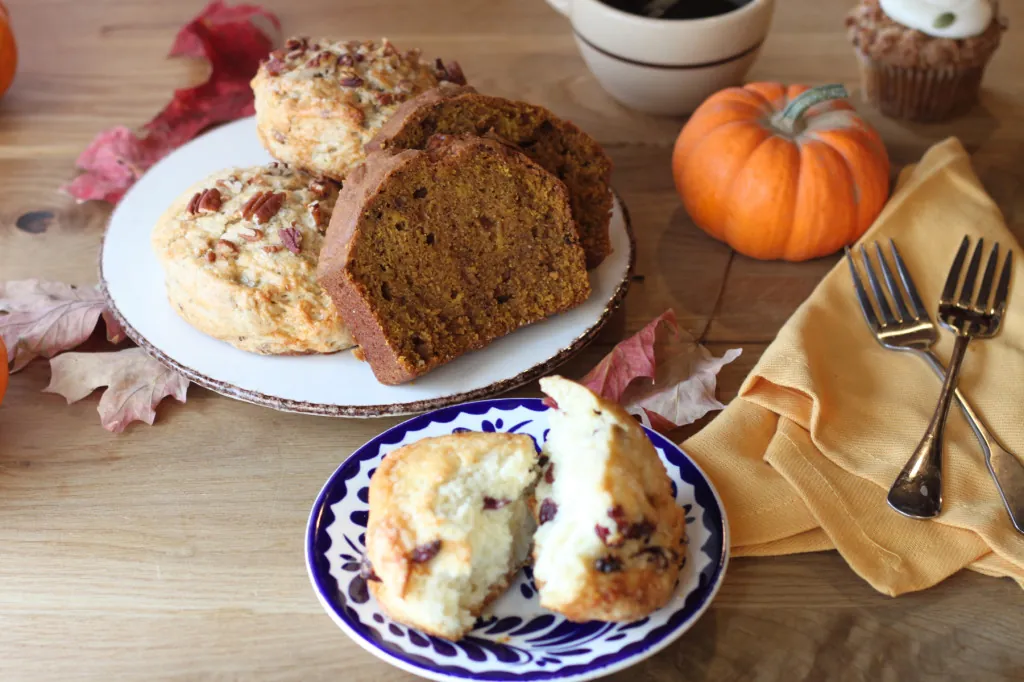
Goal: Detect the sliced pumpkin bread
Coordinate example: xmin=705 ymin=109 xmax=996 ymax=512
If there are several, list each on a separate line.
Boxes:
xmin=367 ymin=84 xmax=613 ymax=269
xmin=317 ymin=135 xmax=591 ymax=385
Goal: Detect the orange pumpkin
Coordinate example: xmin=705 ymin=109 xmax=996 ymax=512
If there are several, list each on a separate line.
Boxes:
xmin=0 ymin=337 xmax=8 ymax=406
xmin=672 ymin=83 xmax=890 ymax=261
xmin=0 ymin=1 xmax=15 ymax=99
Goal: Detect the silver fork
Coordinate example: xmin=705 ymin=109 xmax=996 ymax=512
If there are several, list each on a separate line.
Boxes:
xmin=846 ymin=239 xmax=1024 ymax=532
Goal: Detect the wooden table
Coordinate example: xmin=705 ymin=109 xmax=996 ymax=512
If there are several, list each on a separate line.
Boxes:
xmin=2 ymin=0 xmax=1022 ymax=679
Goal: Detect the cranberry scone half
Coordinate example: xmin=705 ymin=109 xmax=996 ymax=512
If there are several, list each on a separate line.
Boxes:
xmin=532 ymin=376 xmax=687 ymax=623
xmin=364 ymin=432 xmax=538 ymax=640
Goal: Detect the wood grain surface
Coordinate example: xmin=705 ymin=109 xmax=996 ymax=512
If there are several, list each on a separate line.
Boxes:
xmin=1 ymin=0 xmax=1023 ymax=680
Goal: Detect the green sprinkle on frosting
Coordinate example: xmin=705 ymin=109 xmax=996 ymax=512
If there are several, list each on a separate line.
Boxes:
xmin=934 ymin=12 xmax=957 ymax=29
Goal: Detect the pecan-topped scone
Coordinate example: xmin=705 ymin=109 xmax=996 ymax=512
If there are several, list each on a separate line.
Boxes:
xmin=364 ymin=433 xmax=538 ymax=641
xmin=151 ymin=162 xmax=354 ymax=355
xmin=251 ymin=37 xmax=466 ymax=180
xmin=531 ymin=376 xmax=687 ymax=623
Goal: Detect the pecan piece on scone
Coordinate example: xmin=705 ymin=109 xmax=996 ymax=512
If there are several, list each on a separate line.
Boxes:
xmin=309 ymin=201 xmax=327 ymax=231
xmin=309 ymin=177 xmax=339 ymax=198
xmin=434 ymin=58 xmax=466 ymax=85
xmin=241 ymin=191 xmax=286 ymax=224
xmin=215 ymin=239 xmax=239 ymax=257
xmin=187 ymin=188 xmax=222 ymax=215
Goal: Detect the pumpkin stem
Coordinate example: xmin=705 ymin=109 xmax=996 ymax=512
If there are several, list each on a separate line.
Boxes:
xmin=773 ymin=84 xmax=849 ymax=135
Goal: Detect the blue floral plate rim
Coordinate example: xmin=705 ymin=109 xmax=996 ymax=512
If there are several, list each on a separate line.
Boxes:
xmin=306 ymin=397 xmax=730 ymax=682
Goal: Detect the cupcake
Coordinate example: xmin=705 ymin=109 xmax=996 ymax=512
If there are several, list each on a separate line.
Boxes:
xmin=846 ymin=1 xmax=1006 ymax=122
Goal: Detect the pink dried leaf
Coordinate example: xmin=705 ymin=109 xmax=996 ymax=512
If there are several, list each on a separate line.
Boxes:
xmin=1 ymin=280 xmax=106 ymax=372
xmin=44 ymin=348 xmax=189 ymax=433
xmin=580 ymin=309 xmax=678 ymax=403
xmin=1 ymin=280 xmax=130 ymax=371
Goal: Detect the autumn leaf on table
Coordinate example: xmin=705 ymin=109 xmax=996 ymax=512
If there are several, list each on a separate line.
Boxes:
xmin=0 ymin=280 xmax=125 ymax=372
xmin=45 ymin=349 xmax=189 ymax=433
xmin=581 ymin=309 xmax=741 ymax=433
xmin=64 ymin=1 xmax=281 ymax=204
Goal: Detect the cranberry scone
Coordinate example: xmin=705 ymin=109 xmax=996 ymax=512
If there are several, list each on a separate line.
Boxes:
xmin=151 ymin=162 xmax=354 ymax=355
xmin=363 ymin=433 xmax=538 ymax=641
xmin=532 ymin=376 xmax=687 ymax=623
xmin=251 ymin=37 xmax=466 ymax=180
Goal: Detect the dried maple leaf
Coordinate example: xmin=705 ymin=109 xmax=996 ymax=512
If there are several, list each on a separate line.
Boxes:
xmin=64 ymin=1 xmax=281 ymax=204
xmin=581 ymin=309 xmax=677 ymax=403
xmin=0 ymin=280 xmax=124 ymax=372
xmin=45 ymin=348 xmax=188 ymax=433
xmin=624 ymin=345 xmax=742 ymax=433
xmin=581 ymin=309 xmax=740 ymax=433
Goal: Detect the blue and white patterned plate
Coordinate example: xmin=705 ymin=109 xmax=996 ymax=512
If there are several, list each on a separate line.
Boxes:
xmin=306 ymin=398 xmax=729 ymax=682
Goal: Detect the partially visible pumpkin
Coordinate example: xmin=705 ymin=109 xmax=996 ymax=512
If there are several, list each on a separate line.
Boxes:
xmin=0 ymin=337 xmax=8 ymax=406
xmin=672 ymin=83 xmax=890 ymax=261
xmin=0 ymin=1 xmax=15 ymax=99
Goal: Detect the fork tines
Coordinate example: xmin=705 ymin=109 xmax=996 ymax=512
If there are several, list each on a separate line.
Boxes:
xmin=941 ymin=236 xmax=1014 ymax=316
xmin=846 ymin=240 xmax=927 ymax=330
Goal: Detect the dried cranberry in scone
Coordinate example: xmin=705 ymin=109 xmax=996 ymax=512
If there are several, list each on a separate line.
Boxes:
xmin=531 ymin=376 xmax=687 ymax=623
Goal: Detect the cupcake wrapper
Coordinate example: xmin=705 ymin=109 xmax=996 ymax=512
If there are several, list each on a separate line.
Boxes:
xmin=856 ymin=52 xmax=988 ymax=123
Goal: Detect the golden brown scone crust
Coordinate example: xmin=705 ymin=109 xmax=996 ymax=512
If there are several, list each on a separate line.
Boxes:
xmin=251 ymin=37 xmax=464 ymax=180
xmin=366 ymin=433 xmax=538 ymax=640
xmin=151 ymin=163 xmax=354 ymax=355
xmin=532 ymin=376 xmax=686 ymax=623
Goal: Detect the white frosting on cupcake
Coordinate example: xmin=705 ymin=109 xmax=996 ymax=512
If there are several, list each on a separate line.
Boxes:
xmin=880 ymin=0 xmax=993 ymax=39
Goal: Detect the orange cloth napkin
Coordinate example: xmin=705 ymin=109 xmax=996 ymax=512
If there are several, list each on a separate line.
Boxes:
xmin=682 ymin=138 xmax=1024 ymax=595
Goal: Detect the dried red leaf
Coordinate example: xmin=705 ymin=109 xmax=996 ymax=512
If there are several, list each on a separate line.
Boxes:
xmin=168 ymin=1 xmax=281 ymax=59
xmin=581 ymin=309 xmax=678 ymax=403
xmin=580 ymin=308 xmax=740 ymax=434
xmin=64 ymin=1 xmax=281 ymax=204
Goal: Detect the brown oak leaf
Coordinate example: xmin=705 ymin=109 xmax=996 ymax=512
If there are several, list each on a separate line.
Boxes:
xmin=581 ymin=309 xmax=740 ymax=433
xmin=45 ymin=348 xmax=188 ymax=433
xmin=1 ymin=280 xmax=125 ymax=372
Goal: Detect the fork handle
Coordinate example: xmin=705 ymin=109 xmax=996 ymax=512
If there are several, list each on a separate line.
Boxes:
xmin=888 ymin=334 xmax=971 ymax=518
xmin=919 ymin=349 xmax=1024 ymax=535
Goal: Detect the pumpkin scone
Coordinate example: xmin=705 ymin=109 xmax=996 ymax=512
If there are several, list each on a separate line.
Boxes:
xmin=317 ymin=135 xmax=591 ymax=386
xmin=531 ymin=376 xmax=687 ymax=623
xmin=151 ymin=162 xmax=354 ymax=355
xmin=251 ymin=37 xmax=466 ymax=180
xmin=363 ymin=432 xmax=539 ymax=641
xmin=368 ymin=84 xmax=613 ymax=269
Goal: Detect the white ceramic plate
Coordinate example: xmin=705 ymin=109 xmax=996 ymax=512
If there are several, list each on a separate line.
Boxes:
xmin=100 ymin=117 xmax=634 ymax=416
xmin=306 ymin=398 xmax=729 ymax=682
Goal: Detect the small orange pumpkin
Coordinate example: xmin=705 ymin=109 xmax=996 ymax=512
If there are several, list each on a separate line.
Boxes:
xmin=0 ymin=337 xmax=8 ymax=406
xmin=0 ymin=1 xmax=15 ymax=99
xmin=672 ymin=83 xmax=890 ymax=261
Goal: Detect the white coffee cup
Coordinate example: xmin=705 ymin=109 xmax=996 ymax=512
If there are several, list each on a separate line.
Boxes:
xmin=545 ymin=0 xmax=776 ymax=115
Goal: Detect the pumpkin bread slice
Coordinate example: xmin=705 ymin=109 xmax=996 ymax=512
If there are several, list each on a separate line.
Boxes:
xmin=317 ymin=135 xmax=591 ymax=385
xmin=367 ymin=84 xmax=613 ymax=269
